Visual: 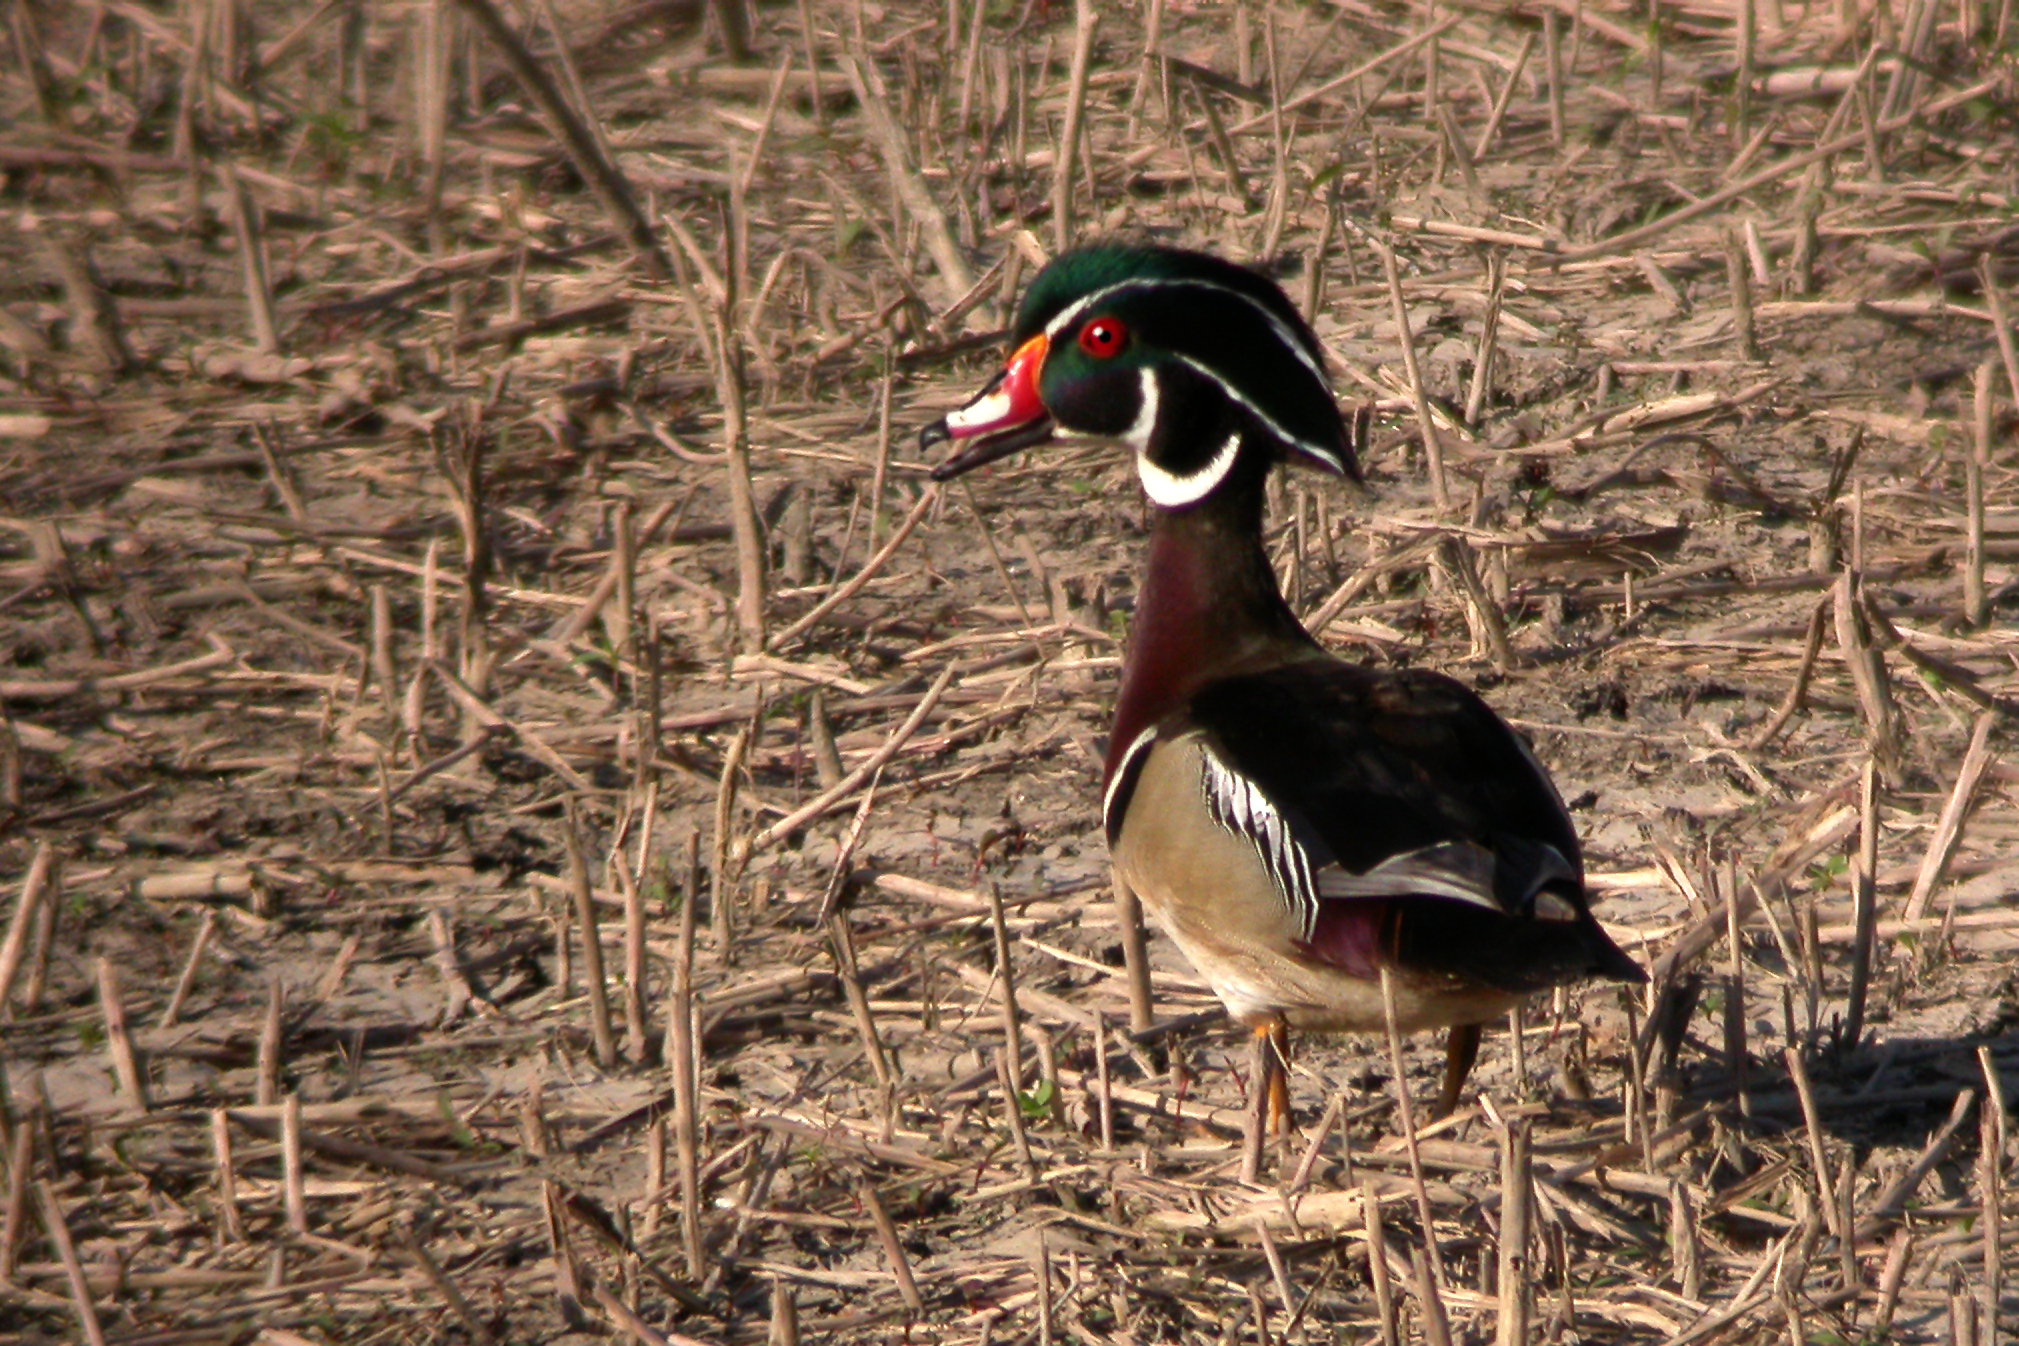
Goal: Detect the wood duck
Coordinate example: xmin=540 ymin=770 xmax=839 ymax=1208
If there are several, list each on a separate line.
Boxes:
xmin=920 ymin=244 xmax=1644 ymax=1121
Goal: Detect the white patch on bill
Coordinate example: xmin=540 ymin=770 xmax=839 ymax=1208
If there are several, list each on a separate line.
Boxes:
xmin=945 ymin=385 xmax=1012 ymax=433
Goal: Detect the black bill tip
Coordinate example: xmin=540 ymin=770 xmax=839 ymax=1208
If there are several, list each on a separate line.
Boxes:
xmin=926 ymin=416 xmax=1057 ymax=482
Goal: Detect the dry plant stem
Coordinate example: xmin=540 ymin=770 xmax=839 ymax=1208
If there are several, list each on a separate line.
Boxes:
xmin=281 ymin=1093 xmax=307 ymax=1235
xmin=1983 ymin=1103 xmax=2005 ymax=1329
xmin=594 ymin=1281 xmax=716 ymax=1346
xmin=1094 ymin=1014 xmax=1115 ymax=1152
xmin=711 ymin=725 xmax=751 ymax=952
xmin=1472 ymin=32 xmax=1534 ymax=159
xmin=370 ymin=585 xmax=397 ymax=716
xmin=448 ymin=0 xmax=669 ymax=279
xmin=1669 ymin=1180 xmax=1703 ymax=1301
xmin=1964 ymin=362 xmax=1992 ymax=627
xmin=1434 ymin=104 xmax=1482 ymax=203
xmin=1413 ymin=1243 xmax=1454 ymax=1346
xmin=256 ymin=976 xmax=284 ymax=1107
xmin=0 ymin=1110 xmax=30 ymax=1279
xmin=210 ymin=1108 xmax=245 ymax=1243
xmin=1051 ymin=1 xmax=1099 ymax=254
xmin=641 ymin=1117 xmax=667 ymax=1241
xmin=1981 ymin=256 xmax=2019 ymax=409
xmin=1903 ymin=712 xmax=1999 ymax=922
xmin=551 ymin=495 xmax=690 ymax=649
xmin=37 ymin=1181 xmax=107 ymax=1346
xmin=669 ymin=869 xmax=704 ymax=1280
xmin=0 ymin=842 xmax=57 ymax=1019
xmin=858 ymin=1180 xmax=925 ymax=1312
xmin=1380 ymin=244 xmax=1451 ymax=512
xmin=566 ymin=804 xmax=617 ymax=1070
xmin=751 ymin=663 xmax=955 ymax=848
xmin=1380 ymin=967 xmax=1443 ymax=1289
xmin=841 ymin=53 xmax=973 ymax=301
xmin=1228 ymin=16 xmax=1461 ymax=132
xmin=96 ymin=958 xmax=146 ymax=1110
xmin=1464 ymin=253 xmax=1505 ymax=427
xmin=995 ymin=1047 xmax=1039 ymax=1179
xmin=710 ymin=298 xmax=766 ymax=652
xmin=1855 ymin=1086 xmax=1979 ymax=1240
xmin=771 ymin=1278 xmax=800 ymax=1346
xmin=1289 ymin=1091 xmax=1345 ymax=1194
xmin=1363 ymin=1177 xmax=1400 ymax=1346
xmin=1495 ymin=1116 xmax=1531 ymax=1346
xmin=1872 ymin=1231 xmax=1912 ymax=1335
xmin=1441 ymin=538 xmax=1515 ymax=670
xmin=618 ymin=859 xmax=649 ymax=1066
xmin=1747 ymin=596 xmax=1830 ymax=750
xmin=958 ymin=482 xmax=1036 ymax=627
xmin=222 ymin=165 xmax=279 ymax=353
xmin=1563 ymin=77 xmax=1999 ymax=261
xmin=828 ymin=910 xmax=893 ymax=1091
xmin=1844 ymin=758 xmax=1880 ymax=1047
xmin=609 ymin=499 xmax=635 ymax=669
xmin=1725 ymin=225 xmax=1758 ymax=360
xmin=1982 ymin=1042 xmax=2012 ymax=1166
xmin=1542 ymin=11 xmax=1564 ymax=147
xmin=1304 ymin=192 xmax=1336 ymax=318
xmin=401 ymin=1224 xmax=499 ymax=1346
xmin=1733 ymin=0 xmax=1754 ymax=148
xmin=989 ymin=884 xmax=1028 ymax=1093
xmin=1980 ymin=1044 xmax=2007 ymax=1328
xmin=1833 ymin=572 xmax=1899 ymax=786
xmin=1782 ymin=1047 xmax=1840 ymax=1241
xmin=770 ymin=486 xmax=939 ymax=648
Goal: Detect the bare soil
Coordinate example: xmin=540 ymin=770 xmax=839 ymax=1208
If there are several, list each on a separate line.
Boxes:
xmin=2 ymin=1 xmax=2017 ymax=1343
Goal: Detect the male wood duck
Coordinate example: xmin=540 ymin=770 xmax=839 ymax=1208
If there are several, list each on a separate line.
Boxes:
xmin=921 ymin=244 xmax=1644 ymax=1120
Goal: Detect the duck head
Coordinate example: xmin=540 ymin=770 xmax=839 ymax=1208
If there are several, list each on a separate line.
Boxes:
xmin=921 ymin=245 xmax=1361 ymax=507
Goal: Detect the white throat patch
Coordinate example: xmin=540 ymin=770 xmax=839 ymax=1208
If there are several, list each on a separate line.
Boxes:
xmin=1139 ymin=430 xmax=1242 ymax=508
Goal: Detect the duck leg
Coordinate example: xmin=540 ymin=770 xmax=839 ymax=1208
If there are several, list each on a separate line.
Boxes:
xmin=1241 ymin=1020 xmax=1293 ymax=1181
xmin=1259 ymin=1025 xmax=1292 ymax=1130
xmin=1435 ymin=1023 xmax=1482 ymax=1119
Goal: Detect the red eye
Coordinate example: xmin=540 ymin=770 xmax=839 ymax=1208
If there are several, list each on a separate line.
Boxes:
xmin=1078 ymin=318 xmax=1128 ymax=358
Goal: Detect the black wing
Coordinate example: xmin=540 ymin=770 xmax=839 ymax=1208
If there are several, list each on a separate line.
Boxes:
xmin=1187 ymin=663 xmax=1640 ymax=993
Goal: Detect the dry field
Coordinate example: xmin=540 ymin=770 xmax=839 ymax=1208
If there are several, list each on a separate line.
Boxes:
xmin=3 ymin=0 xmax=2018 ymax=1342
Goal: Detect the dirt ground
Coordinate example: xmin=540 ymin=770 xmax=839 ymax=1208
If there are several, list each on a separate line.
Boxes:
xmin=3 ymin=0 xmax=2018 ymax=1342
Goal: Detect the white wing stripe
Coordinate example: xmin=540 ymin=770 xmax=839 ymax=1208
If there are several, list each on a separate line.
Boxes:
xmin=1103 ymin=725 xmax=1160 ymax=837
xmin=1198 ymin=748 xmax=1321 ymax=939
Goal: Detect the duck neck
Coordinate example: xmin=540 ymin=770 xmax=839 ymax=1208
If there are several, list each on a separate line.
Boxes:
xmin=1104 ymin=462 xmax=1314 ymax=782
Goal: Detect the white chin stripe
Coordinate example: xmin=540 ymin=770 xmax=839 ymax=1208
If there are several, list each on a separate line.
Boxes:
xmin=945 ymin=386 xmax=1012 ymax=433
xmin=1139 ymin=431 xmax=1242 ymax=508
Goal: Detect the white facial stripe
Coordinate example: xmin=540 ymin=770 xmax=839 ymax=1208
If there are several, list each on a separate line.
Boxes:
xmin=945 ymin=385 xmax=1012 ymax=432
xmin=1040 ymin=276 xmax=1344 ymax=472
xmin=1042 ymin=277 xmax=1330 ymax=388
xmin=1139 ymin=430 xmax=1242 ymax=508
xmin=1120 ymin=367 xmax=1159 ymax=450
xmin=1042 ymin=287 xmax=1106 ymax=341
xmin=1173 ymin=353 xmax=1344 ymax=472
